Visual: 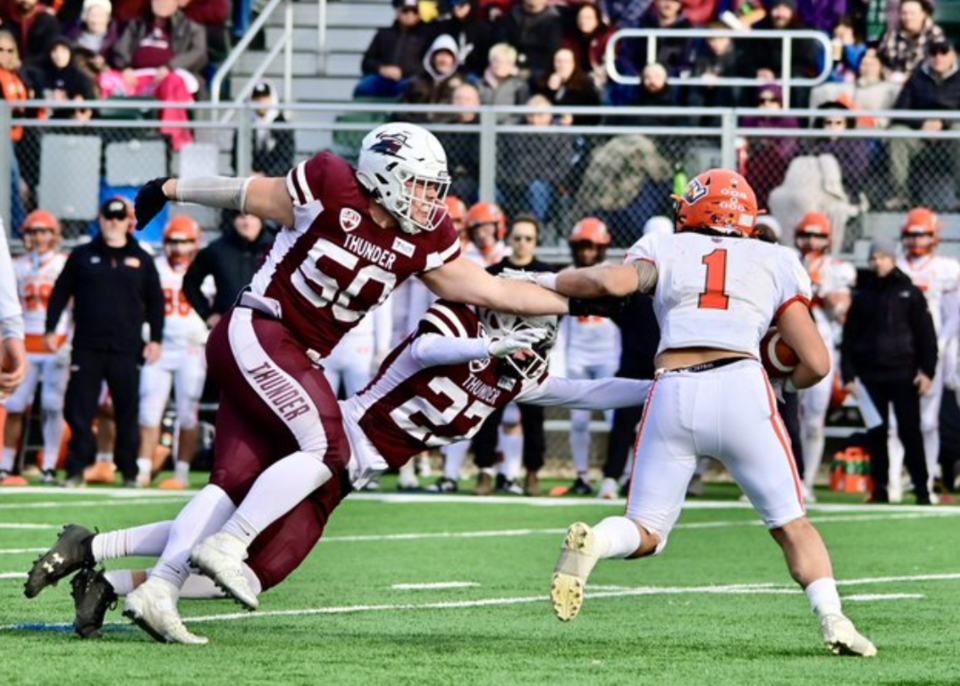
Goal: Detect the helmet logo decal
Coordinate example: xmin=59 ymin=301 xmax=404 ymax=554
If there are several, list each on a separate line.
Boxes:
xmin=684 ymin=178 xmax=708 ymax=205
xmin=340 ymin=207 xmax=361 ymax=232
xmin=369 ymin=131 xmax=410 ymax=158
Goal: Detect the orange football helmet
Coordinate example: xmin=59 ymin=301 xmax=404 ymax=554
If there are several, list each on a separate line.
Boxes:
xmin=163 ymin=215 xmax=201 ymax=268
xmin=466 ymin=201 xmax=507 ymax=240
xmin=445 ymin=196 xmax=467 ymax=237
xmin=795 ymin=211 xmax=831 ymax=256
xmin=901 ymin=207 xmax=939 ymax=257
xmin=569 ymin=217 xmax=611 ymax=246
xmin=673 ymin=169 xmax=758 ymax=236
xmin=21 ymin=209 xmax=61 ymax=253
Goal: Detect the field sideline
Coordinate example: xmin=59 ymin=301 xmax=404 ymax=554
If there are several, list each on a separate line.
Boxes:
xmin=1 ymin=483 xmax=957 ymax=686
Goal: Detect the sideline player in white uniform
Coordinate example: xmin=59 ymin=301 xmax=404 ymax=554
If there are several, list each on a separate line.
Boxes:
xmin=464 ymin=201 xmax=510 ymax=266
xmin=138 ymin=216 xmax=210 ymax=489
xmin=1 ymin=210 xmax=70 ymax=485
xmin=894 ymin=207 xmax=959 ymax=497
xmin=531 ymin=169 xmax=875 ymax=657
xmin=555 ymin=217 xmax=621 ymax=495
xmin=30 ymin=301 xmax=651 ymax=640
xmin=794 ymin=212 xmax=855 ymax=502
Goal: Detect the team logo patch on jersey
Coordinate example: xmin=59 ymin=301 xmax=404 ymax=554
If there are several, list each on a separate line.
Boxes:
xmin=124 ymin=257 xmax=141 ymax=268
xmin=340 ymin=208 xmax=361 ymax=232
xmin=683 ymin=178 xmax=708 ymax=205
xmin=392 ymin=237 xmax=415 ymax=257
xmin=90 ymin=256 xmax=101 ymax=264
xmin=497 ymin=376 xmax=516 ymax=391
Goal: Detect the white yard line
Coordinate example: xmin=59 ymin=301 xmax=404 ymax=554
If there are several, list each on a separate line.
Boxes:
xmin=0 ymin=498 xmax=190 ymax=510
xmin=0 ymin=572 xmax=25 ymax=580
xmin=392 ymin=582 xmax=480 ymax=590
xmin=0 ymin=523 xmax=59 ymax=530
xmin=0 ymin=548 xmax=45 ymax=555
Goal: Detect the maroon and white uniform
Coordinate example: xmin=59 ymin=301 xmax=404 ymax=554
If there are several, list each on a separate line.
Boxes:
xmin=245 ymin=300 xmax=650 ymax=590
xmin=207 ymin=152 xmax=460 ymax=506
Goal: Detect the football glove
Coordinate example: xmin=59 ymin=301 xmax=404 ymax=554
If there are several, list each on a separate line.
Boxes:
xmin=135 ymin=177 xmax=171 ymax=230
xmin=488 ymin=328 xmax=547 ymax=358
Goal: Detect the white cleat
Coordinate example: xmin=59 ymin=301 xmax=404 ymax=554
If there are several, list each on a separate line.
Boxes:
xmin=123 ymin=577 xmax=208 ymax=645
xmin=597 ymin=478 xmax=619 ymax=501
xmin=191 ymin=533 xmax=259 ymax=611
xmin=551 ymin=522 xmax=600 ymax=622
xmin=820 ymin=613 xmax=877 ymax=657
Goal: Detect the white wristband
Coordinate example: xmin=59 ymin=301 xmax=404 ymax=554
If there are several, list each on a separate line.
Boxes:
xmin=535 ymin=273 xmax=559 ymax=291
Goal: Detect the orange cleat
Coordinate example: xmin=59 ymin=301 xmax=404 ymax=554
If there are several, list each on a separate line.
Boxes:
xmin=0 ymin=474 xmax=28 ymax=487
xmin=83 ymin=462 xmax=118 ymax=485
xmin=158 ymin=478 xmax=187 ymax=490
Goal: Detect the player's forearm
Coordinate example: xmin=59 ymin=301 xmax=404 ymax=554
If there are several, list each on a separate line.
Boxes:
xmin=524 ymin=376 xmax=652 ymax=409
xmin=409 ymin=334 xmax=490 ymax=368
xmin=554 ymin=263 xmax=647 ymax=298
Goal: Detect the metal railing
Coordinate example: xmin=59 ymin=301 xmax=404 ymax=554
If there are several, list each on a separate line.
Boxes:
xmin=605 ymin=28 xmax=834 ymax=108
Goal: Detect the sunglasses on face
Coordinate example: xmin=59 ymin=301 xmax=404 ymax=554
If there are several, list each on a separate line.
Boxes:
xmin=166 ymin=238 xmax=195 ymax=245
xmin=102 ymin=212 xmax=130 ymax=221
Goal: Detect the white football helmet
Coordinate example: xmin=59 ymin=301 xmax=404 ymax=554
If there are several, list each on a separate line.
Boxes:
xmin=478 ymin=308 xmax=559 ymax=381
xmin=356 ymin=122 xmax=451 ymax=234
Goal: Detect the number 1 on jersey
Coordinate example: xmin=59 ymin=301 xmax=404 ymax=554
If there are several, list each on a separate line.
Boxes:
xmin=699 ymin=249 xmax=730 ymax=310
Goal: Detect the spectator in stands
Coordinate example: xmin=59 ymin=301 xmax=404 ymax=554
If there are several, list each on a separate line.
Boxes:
xmin=811 ymin=48 xmax=902 ymax=128
xmin=182 ymin=211 xmax=273 ymax=331
xmin=0 ymin=0 xmax=61 ymax=70
xmin=65 ymin=0 xmax=120 ymax=83
xmin=803 ymin=101 xmax=870 ymax=201
xmin=248 ymin=81 xmax=294 ymax=178
xmin=0 ymin=29 xmax=31 ymax=229
xmin=355 ymin=0 xmax=430 ymax=99
xmin=741 ymin=83 xmax=801 ymax=207
xmin=438 ymin=81 xmax=481 ymax=203
xmin=636 ymin=0 xmax=693 ymax=77
xmin=841 ymin=238 xmax=937 ymax=504
xmin=46 ymin=197 xmax=164 ymax=488
xmin=498 ymin=94 xmax=578 ymax=225
xmin=478 ymin=41 xmax=530 ymax=123
xmin=620 ymin=62 xmax=682 ymax=125
xmin=828 ymin=16 xmax=867 ymax=84
xmin=400 ymin=32 xmax=468 ymax=121
xmin=535 ymin=46 xmax=601 ymax=125
xmin=745 ymin=0 xmax=822 ymax=106
xmin=684 ymin=21 xmax=749 ymax=114
xmin=876 ymin=0 xmax=945 ymax=83
xmin=34 ymin=37 xmax=96 ymax=119
xmin=600 ymin=0 xmax=652 ymax=30
xmin=432 ymin=0 xmax=493 ymax=78
xmin=564 ymin=3 xmax=611 ymax=94
xmin=797 ymin=0 xmax=848 ymax=33
xmin=886 ymin=38 xmax=960 ymax=210
xmin=493 ymin=0 xmax=564 ymax=82
xmin=179 ymin=0 xmax=230 ymax=62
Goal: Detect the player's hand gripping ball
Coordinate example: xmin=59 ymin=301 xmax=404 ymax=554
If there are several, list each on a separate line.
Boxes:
xmin=760 ymin=328 xmax=799 ymax=378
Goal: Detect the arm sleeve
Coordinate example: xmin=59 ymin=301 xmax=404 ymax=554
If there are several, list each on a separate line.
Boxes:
xmin=183 ymin=250 xmax=214 ymax=321
xmin=0 ymin=226 xmax=23 ymax=340
xmin=409 ymin=333 xmax=490 ymax=368
xmin=361 ymin=30 xmax=386 ymax=75
xmin=45 ymin=251 xmax=77 ymax=335
xmin=143 ymin=257 xmax=166 ymax=344
xmin=520 ymin=376 xmax=652 ymax=410
xmin=912 ymin=290 xmax=939 ymax=378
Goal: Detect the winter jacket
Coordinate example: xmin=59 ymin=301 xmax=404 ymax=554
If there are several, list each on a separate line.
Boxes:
xmin=111 ymin=11 xmax=208 ymax=75
xmin=892 ymin=62 xmax=960 ymax=129
xmin=841 ymin=267 xmax=938 ymax=383
xmin=360 ymin=21 xmax=431 ymax=80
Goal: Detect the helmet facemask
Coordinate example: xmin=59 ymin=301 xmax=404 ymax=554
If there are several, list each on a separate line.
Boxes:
xmin=479 ymin=309 xmax=558 ymax=381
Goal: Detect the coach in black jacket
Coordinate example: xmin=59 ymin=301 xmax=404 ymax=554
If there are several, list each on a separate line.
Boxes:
xmin=841 ymin=238 xmax=938 ymax=504
xmin=46 ymin=198 xmax=164 ymax=486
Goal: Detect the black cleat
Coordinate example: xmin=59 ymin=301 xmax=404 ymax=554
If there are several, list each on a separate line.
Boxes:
xmin=569 ymin=477 xmax=594 ymax=496
xmin=426 ymin=477 xmax=459 ymax=493
xmin=24 ymin=524 xmax=95 ymax=598
xmin=71 ymin=568 xmax=117 ymax=639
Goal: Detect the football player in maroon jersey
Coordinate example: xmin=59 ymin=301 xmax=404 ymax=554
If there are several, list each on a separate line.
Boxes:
xmin=80 ymin=122 xmax=593 ymax=643
xmin=28 ymin=301 xmax=650 ymax=642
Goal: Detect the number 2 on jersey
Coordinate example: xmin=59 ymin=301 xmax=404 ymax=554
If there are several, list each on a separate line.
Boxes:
xmin=698 ymin=249 xmax=730 ymax=310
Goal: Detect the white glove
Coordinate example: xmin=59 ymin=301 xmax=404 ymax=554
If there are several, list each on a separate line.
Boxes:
xmin=499 ymin=268 xmax=539 ymax=284
xmin=488 ymin=328 xmax=547 ymax=358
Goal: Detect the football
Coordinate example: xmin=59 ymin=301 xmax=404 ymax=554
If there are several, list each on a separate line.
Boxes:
xmin=759 ymin=328 xmax=799 ymax=377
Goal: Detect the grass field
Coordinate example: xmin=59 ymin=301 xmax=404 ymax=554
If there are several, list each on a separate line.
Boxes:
xmin=1 ymin=479 xmax=958 ymax=686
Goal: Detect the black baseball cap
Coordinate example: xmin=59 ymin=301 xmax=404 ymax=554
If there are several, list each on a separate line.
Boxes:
xmin=100 ymin=197 xmax=130 ymax=220
xmin=251 ymin=81 xmax=273 ymax=99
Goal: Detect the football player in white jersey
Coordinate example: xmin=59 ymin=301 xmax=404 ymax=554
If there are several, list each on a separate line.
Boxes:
xmin=1 ymin=210 xmax=70 ymax=485
xmin=794 ymin=212 xmax=855 ymax=502
xmin=556 ymin=217 xmax=621 ymax=495
xmin=463 ymin=201 xmax=511 ymax=266
xmin=894 ymin=207 xmax=959 ymax=498
xmin=137 ymin=216 xmax=209 ymax=489
xmin=532 ymin=169 xmax=875 ymax=657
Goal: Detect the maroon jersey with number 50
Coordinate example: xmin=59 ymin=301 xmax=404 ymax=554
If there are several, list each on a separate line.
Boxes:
xmin=249 ymin=152 xmax=460 ymax=357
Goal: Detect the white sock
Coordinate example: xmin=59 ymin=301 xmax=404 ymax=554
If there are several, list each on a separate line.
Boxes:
xmin=498 ymin=432 xmax=523 ymax=480
xmin=41 ymin=410 xmax=65 ymax=471
xmin=923 ymin=428 xmax=941 ymax=480
xmin=174 ymin=460 xmax=190 ymax=483
xmin=221 ymin=451 xmax=333 ymax=547
xmin=802 ymin=428 xmax=826 ymax=491
xmin=149 ymin=485 xmax=236 ymax=588
xmin=442 ymin=441 xmax=470 ymax=481
xmin=103 ymin=569 xmax=137 ymax=596
xmin=92 ymin=521 xmax=173 ymax=562
xmin=180 ymin=563 xmax=262 ymax=600
xmin=96 ymin=452 xmax=114 ymax=464
xmin=593 ymin=516 xmax=642 ymax=559
xmin=570 ymin=410 xmax=591 ymax=475
xmin=806 ymin=577 xmax=842 ymax=618
xmin=136 ymin=457 xmax=152 ymax=476
xmin=0 ymin=447 xmax=15 ymax=472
